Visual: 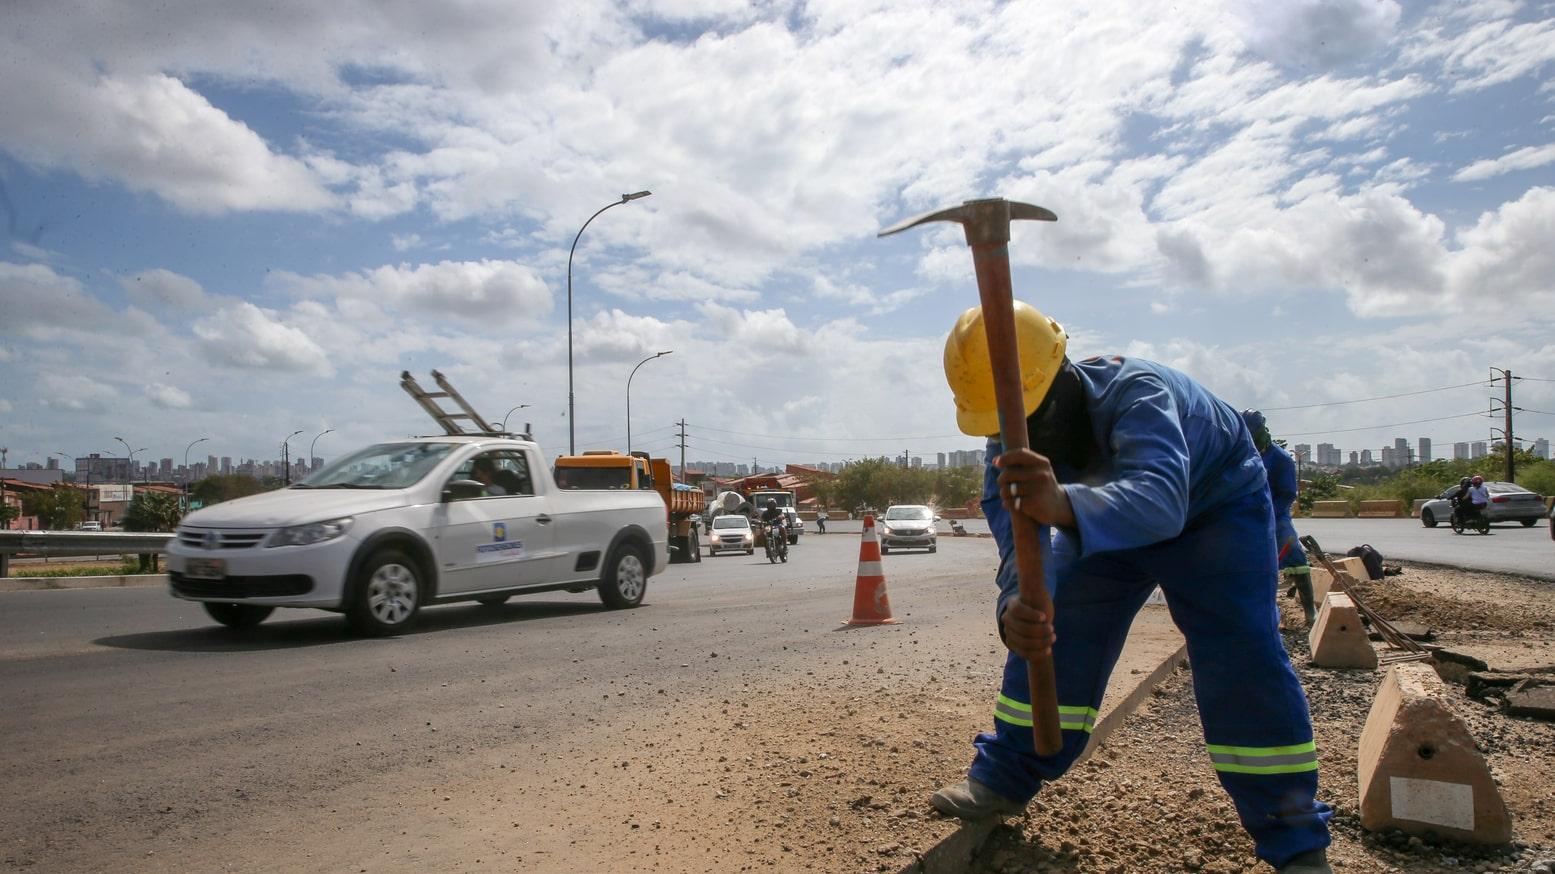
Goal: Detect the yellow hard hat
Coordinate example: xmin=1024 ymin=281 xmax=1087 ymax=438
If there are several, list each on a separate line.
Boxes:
xmin=943 ymin=301 xmax=1067 ymax=437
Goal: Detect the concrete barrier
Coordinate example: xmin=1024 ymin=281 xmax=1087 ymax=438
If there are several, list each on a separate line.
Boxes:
xmin=1357 ymin=663 xmax=1511 ymax=844
xmin=1310 ymin=501 xmax=1351 ymax=518
xmin=1411 ymin=499 xmax=1429 ymax=518
xmin=0 ymin=574 xmax=167 ymax=592
xmin=1313 ymin=556 xmax=1369 ymax=601
xmin=1308 ymin=592 xmax=1377 ymax=669
xmin=1357 ymin=499 xmax=1404 ymax=518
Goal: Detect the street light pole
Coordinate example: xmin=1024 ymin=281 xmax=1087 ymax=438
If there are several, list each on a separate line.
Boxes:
xmin=282 ymin=430 xmax=304 ymax=485
xmin=500 ymin=406 xmax=530 ymax=433
xmin=567 ymin=190 xmax=653 ymax=455
xmin=626 ymin=351 xmax=673 ymax=455
xmin=183 ymin=437 xmax=209 ymax=511
xmin=308 ymin=429 xmax=334 ymax=474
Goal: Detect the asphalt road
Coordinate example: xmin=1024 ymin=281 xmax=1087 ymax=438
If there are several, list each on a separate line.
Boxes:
xmin=0 ymin=530 xmax=1002 ymax=872
xmin=823 ymin=515 xmax=1553 ymax=580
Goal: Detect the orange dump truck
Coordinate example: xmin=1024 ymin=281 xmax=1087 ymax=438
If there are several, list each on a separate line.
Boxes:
xmin=552 ymin=451 xmax=704 ymax=563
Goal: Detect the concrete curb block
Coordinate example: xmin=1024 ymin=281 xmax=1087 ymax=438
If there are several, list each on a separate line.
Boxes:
xmin=896 ymin=639 xmax=1190 ymax=874
xmin=0 ymin=574 xmax=167 ymax=592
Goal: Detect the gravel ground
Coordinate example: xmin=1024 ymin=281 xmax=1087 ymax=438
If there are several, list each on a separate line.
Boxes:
xmin=970 ymin=563 xmax=1555 ymax=874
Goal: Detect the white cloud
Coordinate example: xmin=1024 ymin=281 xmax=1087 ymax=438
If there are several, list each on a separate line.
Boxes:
xmin=0 ymin=398 xmax=12 ymax=414
xmin=391 ymin=233 xmax=423 ymax=252
xmin=36 ymin=374 xmax=118 ymax=413
xmin=1230 ymin=0 xmax=1402 ymax=71
xmin=0 ymin=72 xmax=334 ymax=215
xmin=271 ymin=259 xmax=552 ymax=324
xmin=118 ymin=268 xmax=207 ymax=310
xmin=1453 ymin=143 xmax=1555 ymax=182
xmin=1402 ymin=8 xmax=1555 ymax=93
xmin=0 ymin=262 xmax=117 ymax=335
xmin=192 ymin=301 xmax=334 ymax=374
xmin=144 ymin=382 xmax=194 ymax=410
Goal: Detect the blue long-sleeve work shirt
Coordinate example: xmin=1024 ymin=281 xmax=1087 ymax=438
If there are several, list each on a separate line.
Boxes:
xmin=982 ymin=356 xmax=1267 ymax=616
xmin=1260 ymin=443 xmax=1300 ymax=527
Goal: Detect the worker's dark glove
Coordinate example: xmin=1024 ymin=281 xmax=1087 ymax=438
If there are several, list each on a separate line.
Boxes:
xmin=1000 ymin=600 xmax=1056 ymax=660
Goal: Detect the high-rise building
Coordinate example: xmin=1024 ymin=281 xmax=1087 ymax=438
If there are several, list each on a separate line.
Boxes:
xmin=1535 ymin=438 xmax=1550 ymax=460
xmin=1316 ymin=443 xmax=1339 ymax=467
xmin=937 ymin=452 xmax=947 ymax=469
xmin=1418 ymin=438 xmax=1432 ymax=463
xmin=221 ymin=456 xmax=232 ymax=474
xmin=160 ymin=458 xmax=173 ymax=478
xmin=1393 ymin=437 xmax=1410 ymax=467
xmin=1360 ymin=449 xmax=1374 ymax=465
xmin=1293 ymin=444 xmax=1311 ymax=465
xmin=1381 ymin=447 xmax=1396 ymax=468
xmin=1471 ymin=441 xmax=1487 ymax=459
xmin=1349 ymin=451 xmax=1358 ymax=465
xmin=1453 ymin=442 xmax=1469 ymax=460
xmin=45 ymin=457 xmax=58 ymax=470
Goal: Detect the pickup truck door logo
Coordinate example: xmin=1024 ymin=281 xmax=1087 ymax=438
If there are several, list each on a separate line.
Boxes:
xmin=477 ymin=521 xmax=524 ymax=563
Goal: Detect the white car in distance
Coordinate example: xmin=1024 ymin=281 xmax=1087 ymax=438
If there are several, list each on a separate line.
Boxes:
xmin=706 ymin=514 xmax=755 ymax=556
xmin=879 ymin=504 xmax=938 ymax=554
xmin=167 ymin=436 xmax=667 ymax=635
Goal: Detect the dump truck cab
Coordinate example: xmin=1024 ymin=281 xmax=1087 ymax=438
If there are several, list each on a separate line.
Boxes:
xmin=555 ymin=451 xmax=704 ymax=563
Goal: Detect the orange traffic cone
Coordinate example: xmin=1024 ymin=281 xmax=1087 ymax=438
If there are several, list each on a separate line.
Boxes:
xmin=844 ymin=514 xmax=898 ymax=626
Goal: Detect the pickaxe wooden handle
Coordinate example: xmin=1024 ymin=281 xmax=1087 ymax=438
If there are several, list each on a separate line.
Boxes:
xmin=879 ymin=198 xmax=1063 ymax=756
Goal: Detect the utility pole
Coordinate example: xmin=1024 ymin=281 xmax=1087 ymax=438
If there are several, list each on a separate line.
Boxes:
xmin=1490 ymin=368 xmax=1519 ymax=483
xmin=676 ymin=419 xmax=688 ymax=483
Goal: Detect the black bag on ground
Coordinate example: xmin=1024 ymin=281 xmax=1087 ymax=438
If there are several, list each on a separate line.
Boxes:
xmin=1346 ymin=544 xmax=1385 ymax=580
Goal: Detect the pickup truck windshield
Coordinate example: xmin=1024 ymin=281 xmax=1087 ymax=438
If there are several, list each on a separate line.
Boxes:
xmin=297 ymin=442 xmax=454 ymax=489
xmin=555 ymin=466 xmax=633 ymax=490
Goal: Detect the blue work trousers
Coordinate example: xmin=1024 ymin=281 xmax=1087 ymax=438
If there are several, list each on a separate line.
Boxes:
xmin=968 ymin=489 xmax=1332 ymax=868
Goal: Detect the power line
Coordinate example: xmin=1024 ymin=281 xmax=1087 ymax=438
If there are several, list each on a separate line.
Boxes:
xmin=685 ymin=422 xmax=969 ymax=443
xmin=1280 ymin=411 xmax=1487 ymax=437
xmin=1262 ymin=381 xmax=1490 ymax=412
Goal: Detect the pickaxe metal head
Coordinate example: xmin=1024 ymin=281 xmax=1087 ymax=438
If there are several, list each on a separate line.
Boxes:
xmin=877 ymin=197 xmax=1056 ymax=247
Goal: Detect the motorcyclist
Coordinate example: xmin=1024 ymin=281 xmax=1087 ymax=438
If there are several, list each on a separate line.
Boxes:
xmin=760 ymin=499 xmax=788 ymax=555
xmin=1449 ymin=476 xmax=1473 ymax=526
xmin=1468 ymin=475 xmax=1490 ymax=519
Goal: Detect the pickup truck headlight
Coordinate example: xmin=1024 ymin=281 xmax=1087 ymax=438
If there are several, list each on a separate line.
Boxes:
xmin=268 ymin=517 xmax=354 ymax=547
xmin=743 ymin=533 xmax=753 ymax=542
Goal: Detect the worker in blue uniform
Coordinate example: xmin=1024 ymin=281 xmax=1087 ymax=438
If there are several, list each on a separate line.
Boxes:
xmin=930 ymin=302 xmax=1333 ymax=874
xmin=1242 ymin=410 xmax=1317 ymax=626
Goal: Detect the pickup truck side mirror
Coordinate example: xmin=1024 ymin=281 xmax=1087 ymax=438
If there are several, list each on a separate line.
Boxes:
xmin=442 ymin=479 xmax=486 ymax=502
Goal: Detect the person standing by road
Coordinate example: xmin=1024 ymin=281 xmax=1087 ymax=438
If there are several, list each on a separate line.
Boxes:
xmin=1242 ymin=410 xmax=1317 ymax=627
xmin=929 ymin=302 xmax=1333 ymax=874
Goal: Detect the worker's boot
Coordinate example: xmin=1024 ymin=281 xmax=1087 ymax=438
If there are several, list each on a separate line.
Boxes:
xmin=1291 ymin=570 xmax=1317 ymax=627
xmin=1277 ymin=847 xmax=1332 ymax=873
xmin=930 ymin=778 xmax=1025 ymax=820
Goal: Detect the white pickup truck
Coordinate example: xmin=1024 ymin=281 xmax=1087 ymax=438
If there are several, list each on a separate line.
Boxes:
xmin=167 ymin=436 xmax=668 ymax=635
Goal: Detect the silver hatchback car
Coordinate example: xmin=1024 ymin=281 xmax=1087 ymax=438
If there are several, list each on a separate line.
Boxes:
xmin=879 ymin=505 xmax=938 ymax=554
xmin=1419 ymin=481 xmax=1547 ymax=528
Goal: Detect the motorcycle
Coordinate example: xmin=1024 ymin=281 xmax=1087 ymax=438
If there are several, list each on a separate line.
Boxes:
xmin=1450 ymin=497 xmax=1490 ymax=535
xmin=763 ymin=521 xmax=789 ymax=563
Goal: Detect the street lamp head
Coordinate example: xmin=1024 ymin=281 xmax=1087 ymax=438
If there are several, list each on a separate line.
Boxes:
xmin=622 ymin=191 xmax=652 ymax=202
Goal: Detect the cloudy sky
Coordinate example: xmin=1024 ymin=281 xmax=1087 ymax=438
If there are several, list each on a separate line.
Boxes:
xmin=1 ymin=0 xmax=1553 ymax=473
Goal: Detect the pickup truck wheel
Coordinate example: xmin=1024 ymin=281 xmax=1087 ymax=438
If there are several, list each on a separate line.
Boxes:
xmin=203 ymin=602 xmax=273 ymax=629
xmin=347 ymin=549 xmax=423 ymax=636
xmin=599 ymin=544 xmax=647 ymax=609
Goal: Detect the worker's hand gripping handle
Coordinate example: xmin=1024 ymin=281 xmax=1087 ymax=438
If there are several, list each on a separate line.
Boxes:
xmin=971 ymin=241 xmax=1064 ymax=757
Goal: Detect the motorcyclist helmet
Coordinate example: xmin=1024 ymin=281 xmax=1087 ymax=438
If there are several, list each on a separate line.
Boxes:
xmin=1471 ymin=475 xmax=1483 ymax=485
xmin=767 ymin=499 xmax=777 ymax=509
xmin=1460 ymin=477 xmax=1471 ymax=487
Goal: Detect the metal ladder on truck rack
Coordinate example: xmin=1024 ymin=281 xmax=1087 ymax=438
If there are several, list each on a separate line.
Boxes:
xmin=399 ymin=370 xmax=502 ymax=436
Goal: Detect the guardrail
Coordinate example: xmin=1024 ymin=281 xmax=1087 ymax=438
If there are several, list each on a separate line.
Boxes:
xmin=0 ymin=531 xmax=176 ymax=578
xmin=1309 ymin=500 xmax=1351 ymax=518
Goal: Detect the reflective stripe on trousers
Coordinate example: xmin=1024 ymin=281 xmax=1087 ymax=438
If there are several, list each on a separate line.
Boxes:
xmin=1207 ymin=741 xmax=1318 ymax=775
xmin=994 ymin=694 xmax=1095 ymax=734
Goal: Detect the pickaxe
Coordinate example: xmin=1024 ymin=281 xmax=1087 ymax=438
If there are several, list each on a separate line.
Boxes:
xmin=878 ymin=198 xmax=1062 ymax=756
